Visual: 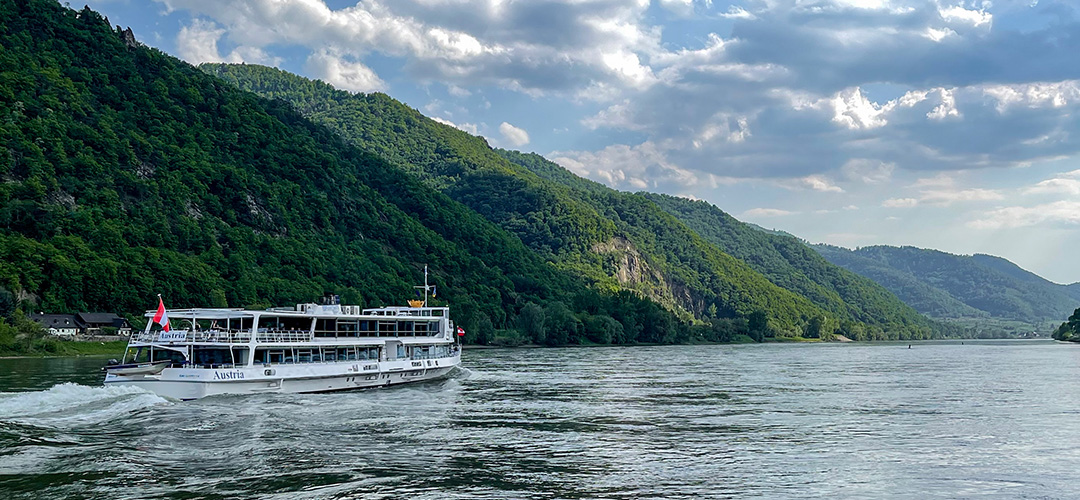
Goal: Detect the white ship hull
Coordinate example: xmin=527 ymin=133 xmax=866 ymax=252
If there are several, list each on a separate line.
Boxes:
xmin=105 ymin=354 xmax=461 ymax=400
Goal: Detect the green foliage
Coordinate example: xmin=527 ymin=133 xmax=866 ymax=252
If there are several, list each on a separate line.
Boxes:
xmin=1053 ymin=308 xmax=1080 ymax=341
xmin=643 ymin=193 xmax=942 ymax=340
xmin=544 ymin=301 xmax=580 ymax=346
xmin=517 ymin=303 xmax=546 ymax=344
xmin=0 ymin=286 xmax=13 ymax=320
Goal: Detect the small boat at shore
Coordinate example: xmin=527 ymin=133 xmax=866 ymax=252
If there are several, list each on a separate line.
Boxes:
xmin=105 ymin=274 xmax=462 ymax=400
xmin=103 ymin=360 xmax=169 ymax=376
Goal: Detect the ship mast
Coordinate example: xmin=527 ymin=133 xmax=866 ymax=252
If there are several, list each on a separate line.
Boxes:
xmin=413 ymin=264 xmax=433 ymax=307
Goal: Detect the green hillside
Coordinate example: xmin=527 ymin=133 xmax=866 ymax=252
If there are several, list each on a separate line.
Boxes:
xmin=639 ymin=193 xmax=938 ymax=336
xmin=813 ymin=245 xmax=1080 ymax=322
xmin=0 ymin=0 xmax=694 ymax=346
xmin=202 ymin=63 xmax=850 ymax=336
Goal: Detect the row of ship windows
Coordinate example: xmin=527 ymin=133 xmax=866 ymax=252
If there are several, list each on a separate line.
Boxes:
xmin=140 ymin=344 xmax=454 ymax=367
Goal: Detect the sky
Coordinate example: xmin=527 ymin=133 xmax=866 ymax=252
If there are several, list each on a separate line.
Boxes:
xmin=85 ymin=0 xmax=1080 ymax=283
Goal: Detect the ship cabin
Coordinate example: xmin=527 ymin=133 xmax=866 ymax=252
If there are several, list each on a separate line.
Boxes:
xmin=123 ymin=303 xmax=458 ymax=369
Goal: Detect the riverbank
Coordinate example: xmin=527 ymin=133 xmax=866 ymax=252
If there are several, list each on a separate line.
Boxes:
xmin=0 ymin=340 xmax=127 ymax=359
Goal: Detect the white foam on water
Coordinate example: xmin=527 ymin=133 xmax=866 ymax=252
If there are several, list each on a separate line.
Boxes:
xmin=0 ymin=382 xmax=169 ymax=427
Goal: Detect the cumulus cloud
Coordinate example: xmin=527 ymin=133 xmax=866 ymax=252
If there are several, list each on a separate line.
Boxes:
xmin=158 ymin=0 xmax=664 ymax=95
xmin=499 ymin=122 xmax=530 ymax=147
xmin=882 ymin=197 xmax=918 ymax=208
xmin=431 ymin=116 xmax=479 ymax=135
xmin=842 ymin=159 xmax=895 ymax=184
xmin=969 ymin=200 xmax=1080 ymax=229
xmin=1021 ymin=169 xmax=1080 ymax=195
xmin=305 ymin=50 xmax=385 ymax=93
xmin=158 ymin=0 xmax=1080 ymax=194
xmin=743 ymin=208 xmax=796 ymax=218
xmin=883 ymin=186 xmax=1003 ymax=207
xmin=176 ymin=19 xmax=279 ymax=65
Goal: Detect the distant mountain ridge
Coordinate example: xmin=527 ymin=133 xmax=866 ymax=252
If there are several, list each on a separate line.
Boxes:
xmin=812 ymin=245 xmax=1080 ymax=322
xmin=638 ymin=193 xmax=936 ymax=334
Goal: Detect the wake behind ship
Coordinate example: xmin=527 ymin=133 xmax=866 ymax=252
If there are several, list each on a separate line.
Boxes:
xmin=103 ymin=296 xmax=462 ymax=400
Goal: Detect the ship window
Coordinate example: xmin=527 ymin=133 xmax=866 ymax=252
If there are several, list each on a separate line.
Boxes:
xmin=193 ymin=348 xmax=234 ymax=367
xmin=314 ymin=319 xmax=337 ymax=338
xmin=151 ymin=349 xmax=186 ymax=364
xmin=358 ymin=320 xmax=376 ymax=335
xmin=378 ymin=321 xmax=397 ymax=337
xmin=398 ymin=321 xmax=414 ymax=337
xmin=232 ymin=348 xmax=249 ymax=367
xmin=337 ymin=321 xmax=359 ymax=337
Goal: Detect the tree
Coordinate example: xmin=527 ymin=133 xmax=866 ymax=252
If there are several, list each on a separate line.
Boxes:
xmin=584 ymin=314 xmax=621 ymax=344
xmin=747 ymin=310 xmax=769 ymax=342
xmin=475 ymin=314 xmax=494 ymax=345
xmin=0 ymin=287 xmax=13 ymax=320
xmin=517 ymin=303 xmax=546 ymax=344
xmin=544 ymin=301 xmax=579 ymax=346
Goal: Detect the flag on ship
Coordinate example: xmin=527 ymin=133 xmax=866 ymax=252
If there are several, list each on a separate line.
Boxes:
xmin=431 ymin=286 xmax=437 ymax=297
xmin=456 ymin=326 xmax=465 ymax=337
xmin=153 ymin=295 xmax=171 ymax=332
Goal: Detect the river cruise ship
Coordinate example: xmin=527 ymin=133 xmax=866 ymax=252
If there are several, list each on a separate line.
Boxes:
xmin=103 ymin=297 xmax=462 ymax=400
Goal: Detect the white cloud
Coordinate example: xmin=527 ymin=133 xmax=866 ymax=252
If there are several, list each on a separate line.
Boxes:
xmin=431 ymin=116 xmax=479 ymax=135
xmin=785 ymin=175 xmax=844 ymax=193
xmin=305 ymin=50 xmax=385 ymax=93
xmin=969 ymin=201 xmax=1080 ymax=229
xmin=176 ymin=19 xmax=279 ymax=65
xmin=919 ymin=188 xmax=1002 ymax=205
xmin=499 ymin=122 xmax=530 ymax=147
xmin=1022 ymin=169 xmax=1080 ymax=195
xmin=883 ymin=197 xmax=918 ymax=208
xmin=983 ymin=81 xmax=1080 ymax=112
xmin=176 ymin=19 xmax=227 ymax=64
xmin=743 ymin=208 xmax=796 ymax=218
xmin=883 ymin=186 xmax=1002 ymax=208
xmin=842 ymin=159 xmax=894 ymax=184
xmin=830 ymin=87 xmax=890 ymax=130
xmin=926 ymin=87 xmax=960 ymax=120
xmin=552 ymin=141 xmax=719 ymax=192
xmin=938 ymin=5 xmax=992 ymax=27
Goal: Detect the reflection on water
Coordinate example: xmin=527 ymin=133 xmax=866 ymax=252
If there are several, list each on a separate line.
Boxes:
xmin=2 ymin=341 xmax=1080 ymax=499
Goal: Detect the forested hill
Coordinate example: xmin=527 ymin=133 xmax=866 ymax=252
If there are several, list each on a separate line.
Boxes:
xmin=812 ymin=245 xmax=1080 ymax=322
xmin=0 ymin=0 xmax=705 ymax=346
xmin=202 ymin=62 xmax=845 ymax=337
xmin=638 ymin=193 xmax=937 ymax=336
xmin=201 ymin=63 xmax=946 ymax=339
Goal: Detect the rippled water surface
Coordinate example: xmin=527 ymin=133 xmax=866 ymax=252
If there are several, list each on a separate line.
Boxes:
xmin=2 ymin=341 xmax=1080 ymax=499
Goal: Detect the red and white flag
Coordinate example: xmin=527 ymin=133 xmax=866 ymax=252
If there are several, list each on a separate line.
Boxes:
xmin=153 ymin=295 xmax=171 ymax=332
xmin=456 ymin=326 xmax=465 ymax=337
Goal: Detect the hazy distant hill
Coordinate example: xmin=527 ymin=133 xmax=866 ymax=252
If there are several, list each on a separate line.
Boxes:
xmin=639 ymin=193 xmax=936 ymax=332
xmin=813 ymin=245 xmax=1079 ymax=322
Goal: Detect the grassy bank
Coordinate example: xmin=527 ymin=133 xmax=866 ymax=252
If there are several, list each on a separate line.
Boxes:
xmin=0 ymin=340 xmax=127 ymax=358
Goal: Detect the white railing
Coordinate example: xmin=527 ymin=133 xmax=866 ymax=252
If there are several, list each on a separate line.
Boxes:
xmin=256 ymin=330 xmax=315 ymax=343
xmin=133 ymin=329 xmax=253 ymax=344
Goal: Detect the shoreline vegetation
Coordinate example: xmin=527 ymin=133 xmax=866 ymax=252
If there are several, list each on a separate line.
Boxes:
xmin=1052 ymin=307 xmax=1080 ymax=342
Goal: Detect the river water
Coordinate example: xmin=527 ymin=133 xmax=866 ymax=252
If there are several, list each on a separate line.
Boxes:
xmin=1 ymin=340 xmax=1079 ymax=499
